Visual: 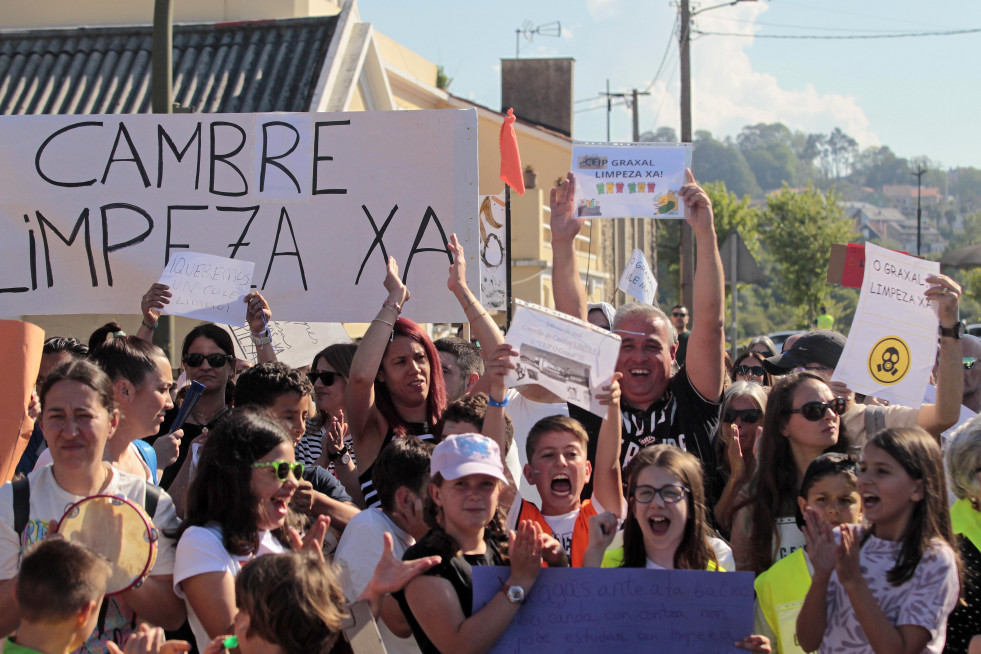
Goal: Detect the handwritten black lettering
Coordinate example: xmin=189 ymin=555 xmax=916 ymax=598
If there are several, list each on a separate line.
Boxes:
xmin=355 ymin=204 xmax=397 ymax=285
xmin=157 ymin=122 xmax=202 ymax=189
xmin=402 ymin=206 xmax=452 ymax=285
xmin=209 ymin=122 xmax=248 ymax=197
xmin=35 ymin=208 xmax=98 ymax=288
xmin=222 ymin=205 xmax=262 ymax=259
xmin=260 ymin=121 xmax=301 ymax=194
xmin=100 ymin=203 xmax=153 ymax=286
xmin=101 ymin=122 xmax=150 ymax=188
xmin=261 ymin=206 xmax=307 ymax=291
xmin=311 ymin=120 xmax=350 ymax=195
xmin=35 ymin=121 xmax=103 ymax=187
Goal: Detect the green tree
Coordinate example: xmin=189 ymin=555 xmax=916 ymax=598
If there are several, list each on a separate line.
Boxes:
xmin=693 ymin=131 xmax=761 ymax=198
xmin=737 ymin=123 xmax=799 ymax=191
xmin=759 ymin=183 xmax=854 ymax=326
xmin=640 ymin=127 xmax=677 ymax=142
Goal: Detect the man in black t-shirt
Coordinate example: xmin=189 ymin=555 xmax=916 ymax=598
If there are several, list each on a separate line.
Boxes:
xmin=528 ymin=170 xmax=726 ymax=503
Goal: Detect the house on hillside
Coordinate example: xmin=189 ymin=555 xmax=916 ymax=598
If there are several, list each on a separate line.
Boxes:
xmin=882 ymin=184 xmax=942 ymax=212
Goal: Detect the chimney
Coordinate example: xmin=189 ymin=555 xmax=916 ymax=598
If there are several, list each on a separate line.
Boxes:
xmin=501 ymin=58 xmax=574 ymax=137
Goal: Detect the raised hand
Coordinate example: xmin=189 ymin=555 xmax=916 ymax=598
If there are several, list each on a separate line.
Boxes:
xmin=802 ymin=507 xmax=837 ymax=577
xmin=384 ymin=256 xmax=410 ymax=306
xmin=925 ymin=273 xmax=962 ymax=325
xmin=549 ymin=172 xmax=584 ymax=243
xmin=243 ymin=290 xmax=272 ymax=334
xmin=153 ymin=428 xmax=183 ymax=469
xmin=679 ymin=168 xmax=714 ymax=234
xmin=366 ymin=532 xmax=441 ymax=596
xmin=447 ymin=233 xmax=469 ymax=296
xmin=141 ymin=283 xmax=172 ymax=328
xmin=508 ymin=520 xmax=545 ymax=584
xmin=596 ymin=372 xmax=622 ymax=407
xmin=289 ymin=514 xmax=330 ymax=560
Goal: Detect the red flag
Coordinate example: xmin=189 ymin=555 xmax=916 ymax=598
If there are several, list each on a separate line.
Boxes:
xmin=499 ymin=108 xmax=525 ymax=195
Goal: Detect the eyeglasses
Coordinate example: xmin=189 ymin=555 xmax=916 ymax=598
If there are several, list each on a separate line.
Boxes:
xmin=964 ymin=357 xmax=977 ymax=370
xmin=632 ymin=484 xmax=689 ymax=504
xmin=307 ymin=371 xmax=340 ymax=386
xmin=734 ymin=365 xmax=765 ymax=378
xmin=251 ymin=460 xmax=305 ymax=481
xmin=723 ymin=408 xmax=763 ymax=424
xmin=786 ymin=397 xmax=847 ymax=421
xmin=182 ymin=353 xmax=233 ymax=368
xmin=671 ymin=312 xmax=687 ymax=318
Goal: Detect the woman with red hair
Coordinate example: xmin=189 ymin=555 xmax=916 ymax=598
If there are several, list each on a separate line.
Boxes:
xmin=347 ymin=256 xmax=446 ymax=508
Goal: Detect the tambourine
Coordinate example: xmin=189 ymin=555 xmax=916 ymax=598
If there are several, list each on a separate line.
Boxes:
xmin=54 ymin=494 xmax=159 ymax=595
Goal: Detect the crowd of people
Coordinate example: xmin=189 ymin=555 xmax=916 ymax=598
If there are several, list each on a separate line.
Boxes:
xmin=1 ymin=169 xmax=979 ymax=654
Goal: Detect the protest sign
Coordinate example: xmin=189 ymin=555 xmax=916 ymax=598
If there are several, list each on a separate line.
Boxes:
xmin=0 ymin=110 xmax=478 ymax=323
xmin=0 ymin=320 xmax=44 ymax=484
xmin=222 ymin=321 xmax=351 ymax=368
xmin=504 ymin=300 xmax=620 ymax=416
xmin=832 ymin=242 xmax=939 ymax=407
xmin=571 ymin=142 xmax=692 ymax=219
xmin=617 ymin=248 xmax=658 ymax=304
xmin=473 ymin=566 xmax=754 ymax=654
xmin=478 ymin=193 xmax=507 ymax=312
xmin=827 ymin=243 xmax=908 ymax=289
xmin=157 ymin=251 xmax=254 ymax=325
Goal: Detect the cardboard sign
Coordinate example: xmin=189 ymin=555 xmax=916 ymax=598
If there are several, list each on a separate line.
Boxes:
xmin=617 ymin=248 xmax=658 ymax=304
xmin=157 ymin=251 xmax=254 ymax=325
xmin=0 ymin=110 xmax=478 ymax=323
xmin=0 ymin=320 xmax=44 ymax=484
xmin=478 ymin=193 xmax=507 ymax=312
xmin=504 ymin=300 xmax=620 ymax=416
xmin=832 ymin=243 xmax=939 ymax=407
xmin=473 ymin=566 xmax=754 ymax=654
xmin=222 ymin=321 xmax=351 ymax=368
xmin=827 ymin=243 xmax=908 ymax=289
xmin=571 ymin=142 xmax=692 ymax=219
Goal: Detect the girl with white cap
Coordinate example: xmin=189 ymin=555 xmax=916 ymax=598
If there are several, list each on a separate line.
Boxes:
xmin=394 ymin=433 xmax=545 ymax=654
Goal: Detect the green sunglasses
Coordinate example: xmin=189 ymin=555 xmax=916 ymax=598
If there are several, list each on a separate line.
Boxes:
xmin=251 ymin=460 xmax=305 ymax=481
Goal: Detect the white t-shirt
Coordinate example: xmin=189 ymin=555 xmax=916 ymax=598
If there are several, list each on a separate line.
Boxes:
xmin=33 ymin=442 xmax=153 ymax=483
xmin=333 ymin=509 xmax=421 ymax=654
xmin=173 ymin=525 xmax=286 ymax=651
xmin=0 ymin=465 xmax=179 ymax=654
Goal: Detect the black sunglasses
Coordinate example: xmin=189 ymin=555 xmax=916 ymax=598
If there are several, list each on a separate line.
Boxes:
xmin=787 ymin=397 xmax=847 ymax=421
xmin=672 ymin=312 xmax=687 ymax=318
xmin=723 ymin=408 xmax=763 ymax=424
xmin=307 ymin=371 xmax=340 ymax=386
xmin=734 ymin=365 xmax=765 ymax=378
xmin=182 ymin=353 xmax=233 ymax=368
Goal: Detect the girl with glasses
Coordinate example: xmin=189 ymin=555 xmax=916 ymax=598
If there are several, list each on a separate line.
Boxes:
xmin=713 ymin=381 xmax=768 ymax=537
xmin=173 ymin=410 xmax=327 ymax=653
xmin=581 ymin=445 xmax=771 ymax=652
xmin=732 ymin=372 xmax=851 ymax=574
xmin=732 ymin=351 xmax=772 ymax=387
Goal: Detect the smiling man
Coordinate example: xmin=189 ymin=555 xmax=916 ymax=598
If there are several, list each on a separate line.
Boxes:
xmin=543 ymin=170 xmax=726 ymax=502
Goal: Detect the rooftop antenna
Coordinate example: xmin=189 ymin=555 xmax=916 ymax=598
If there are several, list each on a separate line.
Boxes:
xmin=515 ymin=20 xmax=562 ymax=58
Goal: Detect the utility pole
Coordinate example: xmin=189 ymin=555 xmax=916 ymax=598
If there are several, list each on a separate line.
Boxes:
xmin=912 ymin=165 xmax=926 ymax=256
xmin=679 ymin=0 xmax=694 ymax=312
xmin=151 ymin=0 xmax=175 ymax=362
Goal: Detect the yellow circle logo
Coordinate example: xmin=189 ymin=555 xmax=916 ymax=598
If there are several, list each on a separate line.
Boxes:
xmin=867 ymin=336 xmax=910 ymax=385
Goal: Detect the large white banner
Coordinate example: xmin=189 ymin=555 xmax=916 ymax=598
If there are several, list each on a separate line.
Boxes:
xmin=832 ymin=242 xmax=939 ymax=407
xmin=0 ymin=110 xmax=478 ymax=323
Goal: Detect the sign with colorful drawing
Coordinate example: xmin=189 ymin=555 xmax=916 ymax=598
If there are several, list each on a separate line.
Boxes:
xmin=478 ymin=193 xmax=507 ymax=312
xmin=571 ymin=142 xmax=692 ymax=219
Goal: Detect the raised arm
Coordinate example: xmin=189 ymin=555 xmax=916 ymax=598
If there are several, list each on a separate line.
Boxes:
xmin=916 ymin=274 xmax=963 ymax=439
xmin=481 ymin=344 xmax=519 ymax=515
xmin=680 ymin=169 xmax=725 ymax=401
xmin=244 ymin=291 xmax=277 ymax=364
xmin=448 ymin=233 xmax=504 ymax=353
xmin=346 ymin=257 xmax=407 ymax=463
xmin=592 ymin=373 xmax=625 ymax=517
xmin=549 ymin=173 xmax=588 ymax=321
xmin=136 ymin=283 xmax=172 ymax=343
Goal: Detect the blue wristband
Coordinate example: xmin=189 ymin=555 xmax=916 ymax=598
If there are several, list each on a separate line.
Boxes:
xmin=487 ymin=394 xmax=509 ymax=408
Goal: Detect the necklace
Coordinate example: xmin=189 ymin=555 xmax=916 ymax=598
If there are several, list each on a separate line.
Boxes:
xmin=193 ymin=404 xmax=231 ymax=435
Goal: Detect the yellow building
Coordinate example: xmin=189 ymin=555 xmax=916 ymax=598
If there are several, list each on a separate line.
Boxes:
xmin=1 ymin=0 xmax=614 ymax=352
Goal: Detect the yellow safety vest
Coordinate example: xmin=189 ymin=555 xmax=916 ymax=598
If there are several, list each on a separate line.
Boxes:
xmin=600 ymin=546 xmax=723 ymax=571
xmin=754 ymin=548 xmax=812 ymax=654
xmin=951 ymin=497 xmax=981 ymax=551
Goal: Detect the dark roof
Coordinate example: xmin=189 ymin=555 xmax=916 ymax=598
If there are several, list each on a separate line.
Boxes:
xmin=0 ymin=15 xmax=338 ymax=115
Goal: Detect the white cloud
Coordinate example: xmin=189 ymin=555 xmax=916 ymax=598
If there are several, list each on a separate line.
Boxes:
xmin=648 ymin=4 xmax=879 ymax=147
xmin=586 ymin=0 xmax=620 ymax=20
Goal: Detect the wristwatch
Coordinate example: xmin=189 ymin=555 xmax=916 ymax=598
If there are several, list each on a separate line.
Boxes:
xmin=503 ymin=584 xmax=526 ymax=604
xmin=329 ymin=445 xmax=351 ymax=466
xmin=939 ymin=321 xmax=965 ymax=339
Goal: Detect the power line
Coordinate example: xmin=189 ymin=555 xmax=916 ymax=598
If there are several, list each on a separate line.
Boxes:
xmin=693 ymin=27 xmax=981 ymax=39
xmin=644 ymin=15 xmax=681 ymax=93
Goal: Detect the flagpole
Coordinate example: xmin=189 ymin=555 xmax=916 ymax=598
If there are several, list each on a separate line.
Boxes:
xmin=505 ymin=184 xmax=513 ymax=330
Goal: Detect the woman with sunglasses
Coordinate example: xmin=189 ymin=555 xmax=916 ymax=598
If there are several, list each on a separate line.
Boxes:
xmin=713 ymin=381 xmax=768 ymax=536
xmin=583 ymin=445 xmax=771 ymax=652
xmin=732 ymin=351 xmax=772 ymax=387
xmin=347 ymin=256 xmax=447 ymax=508
xmin=731 ymin=371 xmax=850 ymax=574
xmin=173 ymin=409 xmax=327 ymax=652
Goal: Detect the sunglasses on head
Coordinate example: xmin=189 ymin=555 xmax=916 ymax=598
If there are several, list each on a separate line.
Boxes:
xmin=734 ymin=365 xmax=765 ymax=378
xmin=251 ymin=460 xmax=305 ymax=481
xmin=182 ymin=352 xmax=233 ymax=368
xmin=307 ymin=371 xmax=340 ymax=386
xmin=786 ymin=397 xmax=847 ymax=421
xmin=632 ymin=484 xmax=689 ymax=504
xmin=723 ymin=408 xmax=763 ymax=424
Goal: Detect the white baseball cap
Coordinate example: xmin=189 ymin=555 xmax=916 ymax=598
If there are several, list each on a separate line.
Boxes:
xmin=431 ymin=433 xmax=507 ymax=483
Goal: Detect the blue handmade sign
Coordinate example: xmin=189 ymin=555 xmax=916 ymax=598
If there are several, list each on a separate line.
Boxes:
xmin=473 ymin=566 xmax=754 ymax=654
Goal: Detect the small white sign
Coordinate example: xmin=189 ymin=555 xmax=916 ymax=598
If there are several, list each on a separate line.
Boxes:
xmin=832 ymin=242 xmax=940 ymax=407
xmin=157 ymin=251 xmax=254 ymax=325
xmin=223 ymin=321 xmax=351 ymax=368
xmin=571 ymin=142 xmax=692 ymax=219
xmin=478 ymin=193 xmax=507 ymax=312
xmin=617 ymin=248 xmax=658 ymax=305
xmin=504 ymin=300 xmax=621 ymax=416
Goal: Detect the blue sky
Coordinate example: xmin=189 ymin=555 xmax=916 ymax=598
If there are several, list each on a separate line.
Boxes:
xmin=359 ymin=0 xmax=981 ymax=170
